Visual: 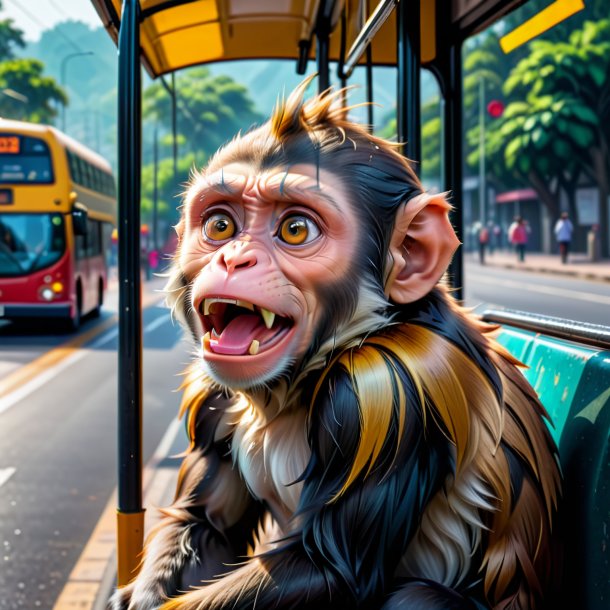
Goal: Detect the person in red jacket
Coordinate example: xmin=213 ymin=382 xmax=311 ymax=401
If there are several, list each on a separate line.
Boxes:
xmin=508 ymin=215 xmax=528 ymax=262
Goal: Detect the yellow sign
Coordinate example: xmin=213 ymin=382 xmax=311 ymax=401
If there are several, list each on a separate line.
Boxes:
xmin=500 ymin=0 xmax=585 ymax=53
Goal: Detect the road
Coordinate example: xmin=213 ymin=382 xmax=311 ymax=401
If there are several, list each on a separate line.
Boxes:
xmin=0 ymin=279 xmax=189 ymax=610
xmin=464 ymin=262 xmax=610 ymax=326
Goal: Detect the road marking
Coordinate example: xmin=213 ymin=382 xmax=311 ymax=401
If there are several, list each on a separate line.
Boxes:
xmin=0 ymin=300 xmax=170 ymax=415
xmin=472 ymin=275 xmax=610 ymax=306
xmin=53 ymin=416 xmax=184 ymax=610
xmin=0 ymin=467 xmax=16 ymax=488
xmin=0 ymin=318 xmax=119 ymax=414
xmin=144 ymin=313 xmax=170 ymax=334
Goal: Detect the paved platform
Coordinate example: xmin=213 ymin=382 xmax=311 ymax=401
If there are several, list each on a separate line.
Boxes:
xmin=465 ymin=250 xmax=610 ymax=282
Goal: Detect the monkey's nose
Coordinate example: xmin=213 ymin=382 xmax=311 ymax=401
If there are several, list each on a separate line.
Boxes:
xmin=218 ymin=246 xmax=257 ymax=275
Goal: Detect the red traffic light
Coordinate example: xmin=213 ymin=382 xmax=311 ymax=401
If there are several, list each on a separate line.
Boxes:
xmin=487 ymin=100 xmax=505 ymax=118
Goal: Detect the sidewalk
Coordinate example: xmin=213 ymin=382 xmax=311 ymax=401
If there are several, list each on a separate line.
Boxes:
xmin=467 ymin=250 xmax=610 ymax=282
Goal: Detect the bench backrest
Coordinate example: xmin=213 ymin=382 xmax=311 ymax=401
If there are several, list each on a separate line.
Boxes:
xmin=485 ymin=310 xmax=610 ymax=610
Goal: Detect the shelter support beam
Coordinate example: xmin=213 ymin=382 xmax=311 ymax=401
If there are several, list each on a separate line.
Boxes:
xmin=396 ymin=0 xmax=421 ymax=164
xmin=441 ymin=42 xmax=464 ymax=300
xmin=116 ymin=0 xmax=144 ymax=585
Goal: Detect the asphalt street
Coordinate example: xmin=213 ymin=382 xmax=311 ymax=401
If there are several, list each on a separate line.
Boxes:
xmin=0 ymin=285 xmax=189 ymax=610
xmin=464 ymin=261 xmax=610 ymax=326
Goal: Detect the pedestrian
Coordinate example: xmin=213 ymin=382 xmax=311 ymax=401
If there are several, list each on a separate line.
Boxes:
xmin=478 ymin=223 xmax=490 ymax=264
xmin=554 ymin=211 xmax=574 ymax=264
xmin=508 ymin=216 xmax=528 ymax=262
xmin=488 ymin=220 xmax=500 ymax=254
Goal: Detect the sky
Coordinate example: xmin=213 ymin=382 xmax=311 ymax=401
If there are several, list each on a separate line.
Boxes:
xmin=0 ymin=0 xmax=101 ymax=41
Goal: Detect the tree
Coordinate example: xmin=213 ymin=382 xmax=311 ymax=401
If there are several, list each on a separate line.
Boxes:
xmin=0 ymin=58 xmax=67 ymax=123
xmin=485 ymin=19 xmax=610 ymax=254
xmin=0 ymin=1 xmax=25 ymax=61
xmin=144 ymin=67 xmax=262 ymax=161
xmin=141 ymin=153 xmax=199 ymax=232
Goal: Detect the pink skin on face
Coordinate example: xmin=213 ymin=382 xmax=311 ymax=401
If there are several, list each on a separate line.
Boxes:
xmin=179 ymin=162 xmax=358 ymax=388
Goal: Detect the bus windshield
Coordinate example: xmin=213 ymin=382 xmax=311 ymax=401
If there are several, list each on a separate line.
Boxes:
xmin=0 ymin=213 xmax=65 ymax=277
xmin=0 ymin=134 xmax=53 ymax=184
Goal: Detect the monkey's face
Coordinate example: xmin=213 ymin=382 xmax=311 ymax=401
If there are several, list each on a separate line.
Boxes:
xmin=178 ymin=162 xmax=358 ymax=389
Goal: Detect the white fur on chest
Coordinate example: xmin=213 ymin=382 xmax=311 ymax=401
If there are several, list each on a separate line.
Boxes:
xmin=229 ymin=401 xmax=310 ymax=521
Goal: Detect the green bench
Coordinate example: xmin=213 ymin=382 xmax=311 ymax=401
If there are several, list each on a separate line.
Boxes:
xmin=482 ymin=309 xmax=610 ymax=610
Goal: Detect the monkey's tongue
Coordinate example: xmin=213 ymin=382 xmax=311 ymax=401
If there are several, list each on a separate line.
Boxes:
xmin=210 ymin=314 xmax=277 ymax=355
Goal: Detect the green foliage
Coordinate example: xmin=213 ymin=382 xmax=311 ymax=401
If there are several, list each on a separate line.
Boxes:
xmin=140 ymin=67 xmax=262 ymax=232
xmin=143 ymin=67 xmax=263 ymax=161
xmin=420 ymin=97 xmax=442 ymax=187
xmin=460 ymin=3 xmax=610 ymax=238
xmin=24 ymin=21 xmax=117 ymax=107
xmin=0 ymin=58 xmax=67 ymax=123
xmin=141 ymin=153 xmax=202 ymax=230
xmin=484 ymin=18 xmax=609 ymax=190
xmin=0 ymin=10 xmax=67 ymax=126
xmin=0 ymin=4 xmax=25 ymax=61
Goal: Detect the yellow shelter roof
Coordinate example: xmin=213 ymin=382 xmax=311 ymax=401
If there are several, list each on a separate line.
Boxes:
xmin=90 ymin=1 xmax=385 ymax=76
xmin=89 ymin=0 xmax=528 ymax=78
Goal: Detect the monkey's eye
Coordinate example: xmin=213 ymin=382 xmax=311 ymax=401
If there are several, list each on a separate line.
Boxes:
xmin=278 ymin=215 xmax=320 ymax=246
xmin=203 ymin=212 xmax=236 ymax=242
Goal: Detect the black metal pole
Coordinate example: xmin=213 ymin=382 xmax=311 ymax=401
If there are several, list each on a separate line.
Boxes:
xmin=117 ymin=0 xmax=144 ymax=585
xmin=152 ymin=122 xmax=159 ymax=251
xmin=396 ymin=0 xmax=421 ymax=165
xmin=444 ymin=42 xmax=464 ymax=299
xmin=366 ymin=44 xmax=374 ymax=131
xmin=171 ymin=72 xmax=178 ymax=183
xmin=338 ymin=9 xmax=348 ymax=91
xmin=317 ymin=22 xmax=330 ymax=93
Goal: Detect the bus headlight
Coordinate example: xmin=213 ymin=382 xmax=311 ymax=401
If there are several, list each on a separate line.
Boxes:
xmin=40 ymin=287 xmax=54 ymax=301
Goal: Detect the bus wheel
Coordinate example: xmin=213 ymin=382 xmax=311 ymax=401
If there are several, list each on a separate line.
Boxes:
xmin=92 ymin=279 xmax=103 ymax=318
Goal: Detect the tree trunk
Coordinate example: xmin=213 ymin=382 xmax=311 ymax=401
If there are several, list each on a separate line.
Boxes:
xmin=527 ymin=170 xmax=560 ymax=220
xmin=590 ymin=147 xmax=609 ymax=258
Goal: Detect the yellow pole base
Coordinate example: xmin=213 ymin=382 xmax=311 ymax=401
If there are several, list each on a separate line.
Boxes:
xmin=116 ymin=509 xmax=145 ymax=586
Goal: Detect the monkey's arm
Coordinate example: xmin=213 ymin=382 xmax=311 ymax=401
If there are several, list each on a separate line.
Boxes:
xmin=109 ymin=392 xmax=259 ymax=610
xmin=160 ymin=363 xmax=450 ymax=609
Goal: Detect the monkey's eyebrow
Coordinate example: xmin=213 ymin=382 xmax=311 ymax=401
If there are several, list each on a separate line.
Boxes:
xmin=270 ymin=182 xmax=341 ymax=212
xmin=191 ymin=179 xmax=242 ymax=203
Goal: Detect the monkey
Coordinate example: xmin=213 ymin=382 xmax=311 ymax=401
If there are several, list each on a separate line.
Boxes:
xmin=109 ymin=77 xmax=561 ymax=610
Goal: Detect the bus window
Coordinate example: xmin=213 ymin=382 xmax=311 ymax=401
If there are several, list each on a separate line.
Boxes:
xmin=0 ymin=213 xmax=65 ymax=276
xmin=0 ymin=135 xmax=54 ymax=184
xmin=87 ymin=219 xmax=102 ymax=257
xmin=67 ymin=149 xmax=80 ymax=184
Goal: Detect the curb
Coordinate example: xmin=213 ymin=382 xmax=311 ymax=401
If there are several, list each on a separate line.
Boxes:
xmin=476 ymin=260 xmax=610 ymax=283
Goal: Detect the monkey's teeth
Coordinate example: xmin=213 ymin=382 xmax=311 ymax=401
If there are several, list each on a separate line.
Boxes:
xmin=236 ymin=300 xmax=255 ymax=312
xmin=203 ymin=298 xmax=254 ymax=315
xmin=248 ymin=340 xmax=260 ymax=355
xmin=202 ymin=332 xmax=211 ymax=351
xmin=260 ymin=308 xmax=275 ymax=329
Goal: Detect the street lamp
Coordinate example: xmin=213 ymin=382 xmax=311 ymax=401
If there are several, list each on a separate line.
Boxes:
xmin=60 ymin=51 xmax=94 ymax=133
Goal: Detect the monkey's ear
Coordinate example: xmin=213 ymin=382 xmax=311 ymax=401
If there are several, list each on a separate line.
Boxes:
xmin=385 ymin=193 xmax=460 ymax=304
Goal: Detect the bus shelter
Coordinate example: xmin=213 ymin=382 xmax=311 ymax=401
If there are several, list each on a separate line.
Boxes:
xmin=90 ymin=0 xmax=590 ymax=590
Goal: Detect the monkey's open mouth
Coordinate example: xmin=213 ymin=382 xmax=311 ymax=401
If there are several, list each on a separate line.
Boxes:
xmin=200 ymin=297 xmax=293 ymax=356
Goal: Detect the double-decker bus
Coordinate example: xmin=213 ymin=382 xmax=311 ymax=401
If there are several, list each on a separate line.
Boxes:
xmin=0 ymin=119 xmax=116 ymax=330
